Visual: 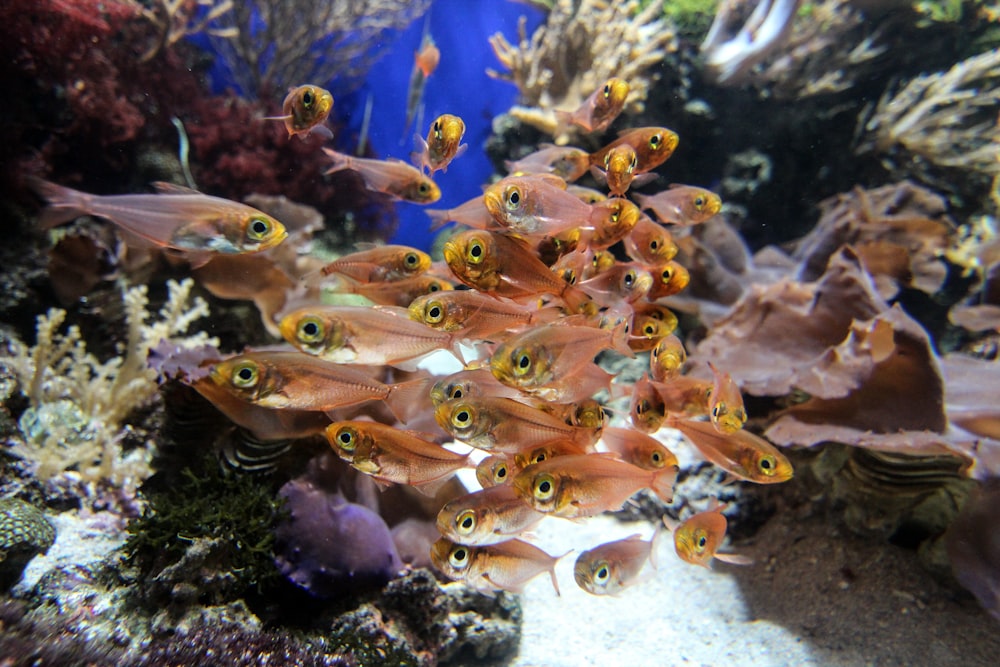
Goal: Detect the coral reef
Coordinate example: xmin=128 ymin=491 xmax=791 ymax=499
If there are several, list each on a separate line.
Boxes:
xmin=488 ymin=0 xmax=678 ymax=141
xmin=0 ymin=497 xmax=55 ymax=591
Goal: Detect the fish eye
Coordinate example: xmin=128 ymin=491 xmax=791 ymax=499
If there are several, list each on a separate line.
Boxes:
xmin=433 ymin=119 xmax=442 ymax=139
xmin=302 ymin=89 xmax=314 ymax=107
xmin=635 ymin=399 xmax=649 ymax=416
xmin=450 ymin=404 xmax=474 ymax=429
xmin=531 ymin=450 xmax=547 ymax=464
xmin=428 ymin=281 xmax=442 ymax=292
xmin=712 ymin=403 xmax=724 ymax=418
xmin=623 ymin=270 xmax=636 ymax=288
xmin=493 ymin=464 xmax=508 ymax=482
xmin=649 ymin=239 xmax=659 ymax=251
xmin=296 ymin=316 xmax=325 ymax=344
xmin=696 ymin=531 xmax=708 ymax=551
xmin=455 ymin=509 xmax=476 ymax=535
xmin=594 ymin=562 xmax=610 ymax=583
xmin=759 ymin=454 xmax=777 ymax=476
xmin=604 ymin=153 xmax=612 ymax=169
xmin=533 ymin=473 xmax=556 ymax=502
xmin=514 ymin=349 xmax=533 ymax=376
xmin=247 ymin=217 xmax=273 ymax=241
xmin=425 ymin=301 xmax=445 ymax=324
xmin=629 ymin=154 xmax=638 ymax=170
xmin=467 ymin=239 xmax=485 ymax=264
xmin=231 ymin=361 xmax=259 ymax=389
xmin=694 ymin=196 xmax=706 ymax=208
xmin=405 ymin=252 xmax=420 ymax=266
xmin=651 ymin=451 xmax=663 ymax=465
xmin=449 ymin=385 xmax=464 ymax=399
xmin=506 ymin=186 xmax=522 ymax=209
xmin=418 ymin=182 xmax=431 ymax=194
xmin=335 ymin=427 xmax=358 ymax=451
xmin=562 ymin=269 xmax=577 ymax=285
xmin=449 ymin=546 xmax=470 ymax=569
xmin=652 ymin=345 xmax=660 ymax=357
xmin=661 ymin=267 xmax=674 ymax=282
xmin=602 ymin=83 xmax=611 ymax=97
xmin=649 ymin=133 xmax=662 ymax=149
xmin=644 ymin=323 xmax=656 ymax=336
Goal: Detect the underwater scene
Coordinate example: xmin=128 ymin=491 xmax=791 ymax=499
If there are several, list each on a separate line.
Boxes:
xmin=2 ymin=0 xmax=1000 ymax=665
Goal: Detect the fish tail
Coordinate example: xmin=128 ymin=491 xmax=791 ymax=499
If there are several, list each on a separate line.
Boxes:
xmin=650 ymin=465 xmax=678 ymax=504
xmin=385 ymin=377 xmax=431 ymax=424
xmin=558 ymin=283 xmax=595 ymax=315
xmin=426 ymin=209 xmax=454 ymax=231
xmin=610 ymin=318 xmax=636 ymax=358
xmin=321 ymin=148 xmax=352 ymax=175
xmin=26 ymin=176 xmax=93 ymax=229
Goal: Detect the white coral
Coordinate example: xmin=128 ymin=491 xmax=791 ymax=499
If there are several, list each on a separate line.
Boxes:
xmin=2 ymin=279 xmax=216 ymax=484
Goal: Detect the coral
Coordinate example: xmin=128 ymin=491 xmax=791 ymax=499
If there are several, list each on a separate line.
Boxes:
xmin=857 ymin=48 xmax=1000 ymax=180
xmin=488 ymin=0 xmax=678 ymax=140
xmin=204 ymin=0 xmax=432 ymax=98
xmin=1 ymin=279 xmax=214 ymax=485
xmin=0 ymin=497 xmax=56 ymax=590
xmin=139 ymin=0 xmax=238 ymax=62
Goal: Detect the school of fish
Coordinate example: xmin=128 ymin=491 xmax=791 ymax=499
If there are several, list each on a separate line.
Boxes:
xmin=31 ymin=70 xmax=794 ymax=598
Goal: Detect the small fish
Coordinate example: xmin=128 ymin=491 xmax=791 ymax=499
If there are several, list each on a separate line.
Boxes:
xmin=574 ymin=529 xmax=662 ymax=596
xmin=208 ymin=351 xmax=427 ymax=423
xmin=505 ymin=144 xmax=592 ymax=182
xmin=413 ymin=114 xmax=467 ymax=174
xmin=623 ymin=216 xmax=678 ymax=265
xmin=555 ymin=77 xmax=630 ymax=133
xmin=600 ymin=426 xmax=679 ymax=471
xmin=326 ymin=420 xmax=470 ymax=490
xmin=426 ymin=195 xmax=494 ymax=231
xmin=476 ymin=454 xmax=522 ymax=488
xmin=585 ymin=198 xmax=641 ymax=249
xmin=326 ymin=274 xmax=454 ymax=308
xmin=589 ymin=144 xmax=654 ymax=197
xmin=590 ymin=127 xmax=679 ymax=174
xmin=647 ymin=260 xmax=691 ymax=299
xmin=436 ymin=485 xmax=545 ymax=546
xmin=430 ymin=537 xmax=563 ymax=595
xmin=629 ymin=373 xmax=667 ymax=433
xmin=317 ymin=245 xmax=431 ymax=282
xmin=442 ymin=230 xmax=592 ymax=312
xmin=482 ymin=174 xmax=593 ymax=237
xmin=707 ymin=362 xmax=748 ymax=434
xmin=278 ymin=304 xmax=459 ymax=367
xmin=666 ymin=502 xmax=752 ymax=568
xmin=322 ymin=148 xmax=441 ymax=204
xmin=512 ymin=453 xmax=677 ymax=519
xmin=579 ymin=263 xmax=653 ymax=306
xmin=429 ymin=368 xmax=527 ymax=407
xmin=512 ymin=440 xmax=591 ymax=469
xmin=667 ymin=418 xmax=794 ymax=484
xmin=263 ymin=84 xmax=334 ymax=139
xmin=405 ymin=33 xmax=440 ymax=134
xmin=408 ymin=290 xmax=558 ymax=341
xmin=634 ymin=185 xmax=722 ymax=226
xmin=435 ymin=396 xmax=600 ymax=452
xmin=629 ymin=312 xmax=675 ymax=353
xmin=29 ymin=178 xmax=287 ymax=261
xmin=650 ymin=334 xmax=687 ymax=382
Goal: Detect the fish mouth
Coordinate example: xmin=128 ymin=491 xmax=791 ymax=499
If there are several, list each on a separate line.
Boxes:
xmin=442 ymin=241 xmax=461 ymax=268
xmin=258 ymin=228 xmax=289 ymax=251
xmin=482 ymin=191 xmax=502 ymax=220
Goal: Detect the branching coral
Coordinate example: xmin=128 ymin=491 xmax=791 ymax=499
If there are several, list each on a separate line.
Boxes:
xmin=1 ymin=279 xmax=215 ymax=484
xmin=488 ymin=0 xmax=678 ymax=141
xmin=857 ymin=48 xmax=1000 ymax=178
xmin=139 ymin=0 xmax=238 ymax=62
xmin=205 ymin=0 xmax=431 ymax=98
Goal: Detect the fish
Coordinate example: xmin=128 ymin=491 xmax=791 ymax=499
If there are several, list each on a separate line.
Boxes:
xmin=436 ymin=485 xmax=545 ymax=546
xmin=623 ymin=216 xmax=679 ymax=265
xmin=326 ymin=420 xmax=470 ymax=490
xmin=322 ymin=148 xmax=441 ymax=204
xmin=435 ymin=396 xmax=600 ymax=452
xmin=429 ymin=368 xmax=527 ymax=407
xmin=442 ymin=230 xmax=593 ymax=312
xmin=647 ymin=260 xmax=691 ymax=299
xmin=579 ymin=263 xmax=653 ymax=305
xmin=590 ymin=144 xmax=656 ymax=198
xmin=650 ymin=334 xmax=687 ymax=382
xmin=476 ymin=454 xmax=522 ymax=488
xmin=207 ymin=351 xmax=428 ymax=423
xmin=634 ymin=185 xmax=722 ymax=226
xmin=426 ymin=195 xmax=494 ymax=231
xmin=482 ymin=174 xmax=594 ymax=237
xmin=555 ymin=77 xmax=630 ymax=133
xmin=408 ymin=290 xmax=558 ymax=341
xmin=629 ymin=312 xmax=675 ymax=352
xmin=278 ymin=304 xmax=460 ymax=367
xmin=707 ymin=362 xmax=748 ymax=434
xmin=512 ymin=453 xmax=677 ymax=518
xmin=505 ymin=144 xmax=592 ymax=182
xmin=600 ymin=426 xmax=679 ymax=471
xmin=317 ymin=245 xmax=431 ymax=282
xmin=513 ymin=440 xmax=591 ymax=469
xmin=489 ymin=321 xmax=633 ymax=397
xmin=665 ymin=501 xmax=752 ymax=568
xmin=585 ymin=198 xmax=642 ymax=249
xmin=667 ymin=418 xmax=794 ymax=484
xmin=430 ymin=537 xmax=564 ymax=595
xmin=589 ymin=127 xmax=679 ymax=174
xmin=28 ymin=178 xmax=288 ymax=262
xmin=413 ymin=113 xmax=467 ymax=174
xmin=574 ymin=529 xmax=663 ymax=596
xmin=405 ymin=33 xmax=440 ymax=135
xmin=263 ymin=84 xmax=334 ymax=139
xmin=325 ymin=274 xmax=454 ymax=308
xmin=629 ymin=373 xmax=667 ymax=433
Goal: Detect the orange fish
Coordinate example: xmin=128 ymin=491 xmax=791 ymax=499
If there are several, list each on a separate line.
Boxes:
xmin=405 ymin=34 xmax=440 ymax=133
xmin=414 ymin=36 xmax=440 ymax=78
xmin=650 ymin=334 xmax=687 ymax=382
xmin=483 ymin=174 xmax=593 ymax=237
xmin=589 ymin=143 xmax=656 ymax=198
xmin=600 ymin=426 xmax=679 ymax=472
xmin=574 ymin=529 xmax=663 ymax=596
xmin=476 ymin=454 xmax=522 ymax=488
xmin=629 ymin=373 xmax=667 ymax=433
xmin=322 ymin=148 xmax=440 ymax=204
xmin=513 ymin=440 xmax=592 ymax=469
xmin=512 ymin=453 xmax=677 ymax=519
xmin=429 ymin=368 xmax=527 ymax=407
xmin=408 ymin=290 xmax=558 ymax=341
xmin=590 ymin=127 xmax=679 ymax=174
xmin=263 ymin=84 xmax=334 ymax=139
xmin=707 ymin=362 xmax=748 ymax=434
xmin=555 ymin=77 xmax=630 ymax=133
xmin=326 ymin=420 xmax=469 ymax=490
xmin=29 ymin=178 xmax=287 ymax=262
xmin=278 ymin=304 xmax=460 ymax=367
xmin=665 ymin=501 xmax=752 ymax=568
xmin=431 ymin=537 xmax=564 ymax=595
xmin=413 ymin=113 xmax=467 ymax=174
xmin=207 ymin=351 xmax=427 ymax=423
xmin=629 ymin=312 xmax=675 ymax=352
xmin=436 ymin=485 xmax=545 ymax=546
xmin=623 ymin=216 xmax=679 ymax=265
xmin=667 ymin=418 xmax=794 ymax=484
xmin=647 ymin=260 xmax=691 ymax=300
xmin=317 ymin=245 xmax=431 ymax=282
xmin=505 ymin=144 xmax=592 ymax=182
xmin=634 ymin=185 xmax=722 ymax=226
xmin=579 ymin=263 xmax=653 ymax=306
xmin=326 ymin=274 xmax=454 ymax=308
xmin=585 ymin=198 xmax=642 ymax=249
xmin=426 ymin=194 xmax=494 ymax=231
xmin=442 ymin=230 xmax=593 ymax=312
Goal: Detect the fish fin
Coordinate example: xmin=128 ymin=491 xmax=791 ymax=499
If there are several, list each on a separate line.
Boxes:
xmin=610 ymin=317 xmax=636 ymax=358
xmin=558 ymin=283 xmax=595 ymax=314
xmin=321 ymin=147 xmax=351 ymax=174
xmin=632 ymin=173 xmax=659 ymax=189
xmin=151 ymin=181 xmax=202 ymax=195
xmin=649 ymin=523 xmax=666 ymax=571
xmin=482 ymin=574 xmax=521 ymax=595
xmin=714 ymin=552 xmax=753 ymax=566
xmin=411 ymin=474 xmax=455 ymax=498
xmin=385 ymin=377 xmax=431 ymax=423
xmin=261 ymin=114 xmax=293 ymax=122
xmin=27 ymin=177 xmax=93 ymax=229
xmin=588 ymin=165 xmax=608 ymax=186
xmin=426 ymin=208 xmax=456 ymax=231
xmin=308 ymin=124 xmax=334 ymax=140
xmin=650 ymin=465 xmax=678 ymax=503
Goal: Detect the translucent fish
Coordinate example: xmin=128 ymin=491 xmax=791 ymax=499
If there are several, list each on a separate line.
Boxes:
xmin=665 ymin=501 xmax=753 ymax=568
xmin=413 ymin=113 xmax=467 ymax=174
xmin=436 ymin=485 xmax=545 ymax=546
xmin=590 ymin=127 xmax=679 ymax=174
xmin=634 ymin=185 xmax=722 ymax=226
xmin=263 ymin=84 xmax=334 ymax=139
xmin=668 ymin=418 xmax=794 ymax=484
xmin=554 ymin=77 xmax=630 ymax=134
xmin=431 ymin=537 xmax=564 ymax=595
xmin=322 ymin=148 xmax=440 ymax=204
xmin=483 ymin=174 xmax=593 ymax=237
xmin=574 ymin=529 xmax=663 ymax=596
xmin=317 ymin=245 xmax=431 ymax=283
